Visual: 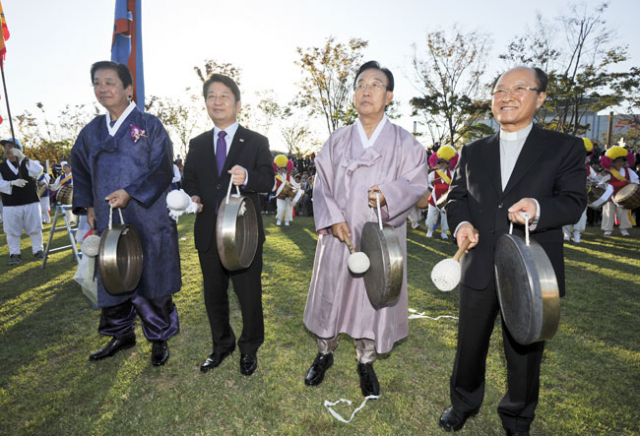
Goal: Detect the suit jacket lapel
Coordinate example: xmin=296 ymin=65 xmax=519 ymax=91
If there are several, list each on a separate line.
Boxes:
xmin=481 ymin=133 xmax=502 ymax=196
xmin=502 ymin=125 xmax=548 ymax=198
xmin=222 ymin=124 xmax=246 ymax=175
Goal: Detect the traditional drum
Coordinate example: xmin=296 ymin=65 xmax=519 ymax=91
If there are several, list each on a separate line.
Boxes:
xmin=98 ymin=206 xmax=144 ymax=295
xmin=216 ymin=182 xmax=259 ymax=271
xmin=36 ymin=181 xmax=48 ymax=199
xmin=435 ymin=190 xmax=449 ymax=209
xmin=361 ymin=193 xmax=403 ymax=309
xmin=587 ymin=180 xmax=613 ymax=210
xmin=415 ymin=188 xmax=432 ymax=209
xmin=614 ymin=183 xmax=640 ymax=210
xmin=57 ymin=185 xmax=73 ymax=205
xmin=275 ymin=176 xmax=305 ymax=207
xmin=494 ymin=215 xmax=560 ymax=345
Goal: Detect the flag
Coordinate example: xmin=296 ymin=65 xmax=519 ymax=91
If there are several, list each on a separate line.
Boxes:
xmin=111 ymin=0 xmax=144 ymax=110
xmin=0 ymin=0 xmax=10 ymax=67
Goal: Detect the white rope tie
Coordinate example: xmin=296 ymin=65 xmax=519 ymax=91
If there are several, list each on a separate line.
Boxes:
xmin=324 ymin=395 xmax=380 ymax=423
xmin=408 ymin=308 xmax=458 ymax=321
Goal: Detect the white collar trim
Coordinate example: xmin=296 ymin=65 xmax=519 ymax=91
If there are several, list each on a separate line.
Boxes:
xmin=105 ymin=102 xmax=137 ymax=137
xmin=500 ymin=123 xmax=533 ymax=141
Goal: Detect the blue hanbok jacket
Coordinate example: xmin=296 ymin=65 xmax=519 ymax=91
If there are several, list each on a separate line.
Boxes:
xmin=70 ymin=106 xmax=182 ymax=308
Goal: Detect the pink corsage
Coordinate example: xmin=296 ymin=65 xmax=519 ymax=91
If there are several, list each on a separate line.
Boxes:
xmin=130 ymin=124 xmax=147 ymax=143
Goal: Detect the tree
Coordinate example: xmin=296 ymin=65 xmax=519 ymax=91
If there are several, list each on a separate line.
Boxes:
xmin=410 ymin=26 xmax=491 ymax=147
xmin=500 ymin=2 xmax=639 ymax=135
xmin=11 ymin=102 xmax=97 ymax=166
xmin=146 ymin=92 xmax=209 ymax=159
xmin=295 ymin=36 xmax=368 ymax=134
xmin=192 ymin=59 xmax=256 ymax=127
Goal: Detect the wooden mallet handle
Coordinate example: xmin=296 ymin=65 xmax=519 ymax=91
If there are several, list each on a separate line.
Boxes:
xmin=453 ymin=233 xmax=476 ymax=262
xmin=343 ymin=236 xmax=356 ymax=254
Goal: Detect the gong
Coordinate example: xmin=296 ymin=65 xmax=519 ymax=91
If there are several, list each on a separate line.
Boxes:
xmin=216 ymin=191 xmax=259 ymax=271
xmin=360 ymin=221 xmax=403 ymax=310
xmin=494 ymin=233 xmax=560 ymax=345
xmin=98 ymin=207 xmax=144 ymax=295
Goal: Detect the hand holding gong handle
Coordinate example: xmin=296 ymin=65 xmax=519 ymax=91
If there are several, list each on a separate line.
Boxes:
xmin=344 ymin=235 xmax=371 ymax=274
xmin=431 ymin=234 xmax=475 ymax=292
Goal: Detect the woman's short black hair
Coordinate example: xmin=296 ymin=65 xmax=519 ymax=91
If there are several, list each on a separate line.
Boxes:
xmin=91 ymin=61 xmax=133 ymax=89
xmin=353 ymin=60 xmax=394 ymax=92
xmin=202 ymin=74 xmax=241 ymax=102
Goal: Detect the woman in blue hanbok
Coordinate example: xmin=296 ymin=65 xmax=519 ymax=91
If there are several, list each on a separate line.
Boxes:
xmin=70 ymin=61 xmax=181 ymax=366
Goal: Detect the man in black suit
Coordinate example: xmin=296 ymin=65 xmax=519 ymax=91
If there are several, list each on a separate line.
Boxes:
xmin=438 ymin=67 xmax=586 ymax=435
xmin=182 ymin=74 xmax=274 ymax=376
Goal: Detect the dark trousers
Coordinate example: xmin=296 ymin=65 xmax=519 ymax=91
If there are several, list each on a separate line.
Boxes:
xmin=99 ymin=295 xmax=179 ymax=342
xmin=450 ymin=279 xmax=545 ymax=433
xmin=197 ymin=241 xmax=264 ymax=356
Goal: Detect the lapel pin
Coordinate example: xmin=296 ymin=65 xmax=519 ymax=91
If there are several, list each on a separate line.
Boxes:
xmin=239 ymin=138 xmax=245 ymax=142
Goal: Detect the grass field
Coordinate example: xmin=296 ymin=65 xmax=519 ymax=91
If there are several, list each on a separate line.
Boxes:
xmin=1 ymin=214 xmax=639 ymax=435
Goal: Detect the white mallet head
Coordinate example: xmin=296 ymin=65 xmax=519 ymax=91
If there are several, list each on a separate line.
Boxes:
xmin=348 ymin=252 xmax=370 ymax=274
xmin=430 ymin=258 xmax=461 ymax=292
xmin=81 ymin=234 xmax=101 ymax=257
xmin=166 ymin=189 xmax=191 ymax=211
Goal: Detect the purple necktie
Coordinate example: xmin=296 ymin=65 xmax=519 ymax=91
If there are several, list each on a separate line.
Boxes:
xmin=216 ymin=131 xmax=227 ymax=175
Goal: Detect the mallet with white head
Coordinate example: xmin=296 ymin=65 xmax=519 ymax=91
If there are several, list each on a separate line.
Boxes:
xmin=430 ymin=236 xmax=474 ymax=292
xmin=344 ymin=235 xmax=370 ymax=274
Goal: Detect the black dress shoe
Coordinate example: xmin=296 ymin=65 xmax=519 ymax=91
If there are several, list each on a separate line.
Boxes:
xmin=200 ymin=349 xmax=234 ymax=373
xmin=439 ymin=406 xmax=477 ymax=432
xmin=357 ymin=362 xmax=380 ymax=396
xmin=89 ymin=334 xmax=136 ymax=361
xmin=305 ymin=352 xmax=333 ymax=387
xmin=151 ymin=341 xmax=169 ymax=366
xmin=240 ymin=353 xmax=258 ymax=376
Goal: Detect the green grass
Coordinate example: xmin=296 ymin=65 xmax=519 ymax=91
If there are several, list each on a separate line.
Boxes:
xmin=1 ymin=215 xmax=639 ymax=435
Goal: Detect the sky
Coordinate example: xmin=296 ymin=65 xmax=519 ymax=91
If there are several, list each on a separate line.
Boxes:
xmin=1 ymin=0 xmax=639 ymax=152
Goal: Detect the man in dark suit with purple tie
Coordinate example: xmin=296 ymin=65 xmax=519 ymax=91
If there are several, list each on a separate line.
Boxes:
xmin=182 ymin=74 xmax=274 ymax=376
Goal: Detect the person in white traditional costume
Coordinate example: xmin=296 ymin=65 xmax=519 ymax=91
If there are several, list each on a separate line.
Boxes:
xmin=272 ymin=154 xmax=299 ymax=226
xmin=563 ymin=137 xmax=601 ymax=243
xmin=599 ymin=145 xmax=639 ymax=236
xmin=0 ymin=138 xmax=45 ymax=265
xmin=425 ymin=145 xmax=458 ymax=239
xmin=303 ymin=61 xmax=429 ymax=396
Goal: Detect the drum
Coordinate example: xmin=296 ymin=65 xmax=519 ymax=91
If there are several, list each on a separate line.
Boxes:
xmin=494 ymin=229 xmax=560 ymax=345
xmin=416 ymin=188 xmax=431 ymax=209
xmin=98 ymin=207 xmax=144 ymax=295
xmin=587 ymin=180 xmax=613 ymax=210
xmin=435 ymin=190 xmax=449 ymax=209
xmin=614 ymin=183 xmax=640 ymax=210
xmin=275 ymin=178 xmax=305 ymax=206
xmin=57 ymin=185 xmax=73 ymax=205
xmin=36 ymin=181 xmax=48 ymax=199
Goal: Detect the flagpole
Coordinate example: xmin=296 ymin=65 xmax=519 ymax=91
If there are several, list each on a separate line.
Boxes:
xmin=0 ymin=64 xmax=16 ymax=141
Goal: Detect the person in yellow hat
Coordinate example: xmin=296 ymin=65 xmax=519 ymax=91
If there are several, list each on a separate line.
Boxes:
xmin=425 ymin=145 xmax=459 ymax=239
xmin=599 ymin=145 xmax=638 ymax=236
xmin=562 ymin=137 xmax=602 ymax=243
xmin=272 ymin=154 xmax=300 ymax=226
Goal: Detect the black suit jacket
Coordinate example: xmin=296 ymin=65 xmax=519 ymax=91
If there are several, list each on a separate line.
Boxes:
xmin=182 ymin=125 xmax=274 ymax=253
xmin=446 ymin=125 xmax=587 ymax=296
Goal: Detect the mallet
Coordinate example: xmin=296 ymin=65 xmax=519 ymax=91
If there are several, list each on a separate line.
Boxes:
xmin=430 ymin=236 xmax=474 ymax=291
xmin=344 ymin=235 xmax=370 ymax=274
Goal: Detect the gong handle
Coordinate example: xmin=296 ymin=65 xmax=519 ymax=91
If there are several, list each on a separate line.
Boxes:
xmin=343 ymin=236 xmax=356 ymax=254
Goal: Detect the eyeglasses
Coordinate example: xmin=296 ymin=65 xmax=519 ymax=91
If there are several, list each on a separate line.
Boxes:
xmin=492 ymin=85 xmax=541 ymax=98
xmin=355 ymin=82 xmax=387 ymax=92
